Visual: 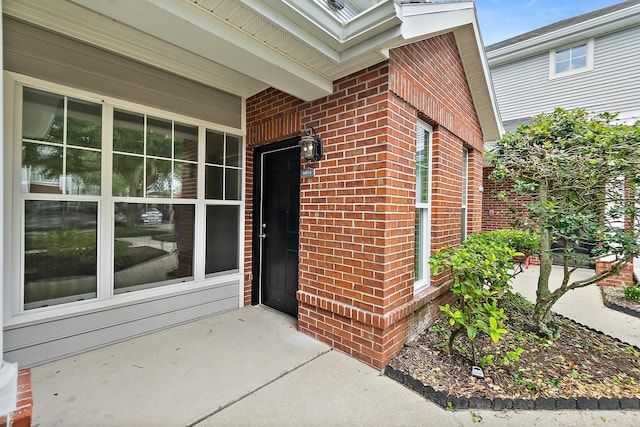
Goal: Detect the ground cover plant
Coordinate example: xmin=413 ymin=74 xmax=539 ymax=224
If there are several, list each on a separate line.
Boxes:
xmin=389 ymin=228 xmax=640 ymax=403
xmin=389 ymin=293 xmax=640 ymax=400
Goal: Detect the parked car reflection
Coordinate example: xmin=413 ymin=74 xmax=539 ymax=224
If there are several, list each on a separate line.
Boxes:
xmin=138 ymin=208 xmax=163 ymax=224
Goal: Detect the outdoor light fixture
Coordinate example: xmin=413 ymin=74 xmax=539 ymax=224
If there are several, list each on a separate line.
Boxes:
xmin=300 ymin=126 xmax=323 ymax=162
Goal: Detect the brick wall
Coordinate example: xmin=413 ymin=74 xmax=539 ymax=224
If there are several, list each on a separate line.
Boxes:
xmin=246 ymin=33 xmax=484 ymax=368
xmin=481 ymin=166 xmax=536 ymax=232
xmin=0 ymin=369 xmax=32 ymax=427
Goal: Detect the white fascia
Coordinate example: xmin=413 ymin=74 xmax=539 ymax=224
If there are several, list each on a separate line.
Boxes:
xmin=396 ymin=1 xmax=503 ymax=141
xmin=69 ymin=0 xmax=334 ymax=101
xmin=487 ymin=4 xmax=640 ymax=67
xmin=278 ymin=0 xmax=398 ymax=50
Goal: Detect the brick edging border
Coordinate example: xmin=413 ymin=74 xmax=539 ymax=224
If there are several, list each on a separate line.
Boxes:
xmin=384 ymin=314 xmax=640 ymax=411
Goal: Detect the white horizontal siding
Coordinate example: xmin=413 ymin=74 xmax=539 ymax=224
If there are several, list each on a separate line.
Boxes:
xmin=490 ymin=25 xmax=640 ymax=122
xmin=5 ymin=281 xmax=240 ymax=367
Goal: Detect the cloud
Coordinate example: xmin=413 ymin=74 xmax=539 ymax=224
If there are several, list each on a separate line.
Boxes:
xmin=526 ymin=0 xmax=537 ymax=7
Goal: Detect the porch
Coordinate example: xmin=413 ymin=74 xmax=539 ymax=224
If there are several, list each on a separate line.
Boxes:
xmin=30 ymin=306 xmax=449 ymax=426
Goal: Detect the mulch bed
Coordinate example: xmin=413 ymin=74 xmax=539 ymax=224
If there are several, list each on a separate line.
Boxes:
xmin=387 ymin=294 xmax=640 ymax=410
xmin=601 ymin=286 xmax=640 ymax=319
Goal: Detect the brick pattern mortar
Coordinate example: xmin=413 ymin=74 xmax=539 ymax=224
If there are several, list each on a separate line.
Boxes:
xmin=246 ymin=33 xmax=484 ymax=368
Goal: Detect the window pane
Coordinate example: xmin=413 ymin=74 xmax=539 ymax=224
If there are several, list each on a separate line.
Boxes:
xmin=225 ymin=168 xmax=241 ymax=200
xmin=414 ymin=209 xmax=425 ymax=282
xmin=67 ymin=148 xmax=101 ymax=195
xmin=113 ymin=154 xmax=144 ymax=197
xmin=175 ymin=162 xmax=197 ymax=199
xmin=113 ymin=110 xmax=144 ymax=154
xmin=226 ymin=134 xmax=242 ymax=167
xmin=572 ymin=44 xmax=587 ymax=58
xmin=22 ymin=143 xmax=63 ymax=194
xmin=555 ymin=48 xmax=570 ymax=62
xmin=114 ymin=202 xmax=194 ymax=294
xmin=206 ymin=130 xmax=224 ymax=165
xmin=174 ymin=123 xmax=198 ymax=162
xmin=555 ymin=59 xmax=570 ymax=74
xmin=571 ymin=55 xmax=587 ymax=69
xmin=146 ymin=158 xmax=172 ymax=198
xmin=147 ymin=117 xmax=172 ymax=158
xmin=417 ymin=148 xmax=429 ymax=203
xmin=462 ymin=149 xmax=468 ymax=205
xmin=67 ymin=98 xmax=102 ymax=149
xmin=205 ymin=205 xmax=239 ymax=275
xmin=205 ymin=165 xmax=223 ymax=199
xmin=22 ymin=88 xmax=64 ymax=144
xmin=24 ymin=200 xmax=97 ymax=310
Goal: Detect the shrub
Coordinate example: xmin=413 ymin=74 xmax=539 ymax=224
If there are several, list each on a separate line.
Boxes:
xmin=430 ymin=231 xmax=521 ymax=365
xmin=35 ymin=227 xmax=96 ymax=259
xmin=624 ymin=283 xmax=640 ymax=301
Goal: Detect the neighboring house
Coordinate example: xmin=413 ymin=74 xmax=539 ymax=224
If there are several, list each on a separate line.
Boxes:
xmin=482 ymin=0 xmax=640 ymax=230
xmin=0 ymin=0 xmax=502 ymax=413
xmin=481 ymin=1 xmax=640 ymax=281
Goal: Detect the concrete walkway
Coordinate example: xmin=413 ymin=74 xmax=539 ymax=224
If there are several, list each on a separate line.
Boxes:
xmin=30 ymin=271 xmax=640 ymax=426
xmin=511 ymin=264 xmax=640 ymax=347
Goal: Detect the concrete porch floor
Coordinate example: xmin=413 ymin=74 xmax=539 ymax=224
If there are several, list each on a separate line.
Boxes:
xmin=31 ymin=270 xmax=640 ymax=426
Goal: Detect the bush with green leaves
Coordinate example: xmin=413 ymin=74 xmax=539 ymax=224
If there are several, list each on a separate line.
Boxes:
xmin=430 ymin=231 xmax=525 ymax=365
xmin=624 ymin=283 xmax=640 ymax=301
xmin=33 ymin=227 xmax=96 ymax=259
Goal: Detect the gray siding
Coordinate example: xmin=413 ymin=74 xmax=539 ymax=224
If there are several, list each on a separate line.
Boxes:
xmin=490 ymin=25 xmax=640 ymax=122
xmin=5 ymin=281 xmax=239 ymax=367
xmin=4 ymin=17 xmax=242 ymax=128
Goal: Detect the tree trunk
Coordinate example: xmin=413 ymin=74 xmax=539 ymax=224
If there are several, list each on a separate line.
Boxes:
xmin=535 ymin=180 xmax=556 ymax=336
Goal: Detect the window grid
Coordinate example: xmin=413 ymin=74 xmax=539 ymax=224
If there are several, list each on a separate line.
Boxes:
xmin=17 ymin=81 xmax=243 ymax=313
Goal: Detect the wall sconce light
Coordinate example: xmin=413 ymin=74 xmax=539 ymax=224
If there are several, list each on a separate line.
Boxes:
xmin=300 ymin=126 xmax=323 ymax=162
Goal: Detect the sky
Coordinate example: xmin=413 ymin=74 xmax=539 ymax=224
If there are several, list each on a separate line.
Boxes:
xmin=474 ymin=0 xmax=623 ymax=46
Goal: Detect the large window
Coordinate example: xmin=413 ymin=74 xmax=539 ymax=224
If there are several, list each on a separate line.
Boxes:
xmin=415 ymin=121 xmax=432 ymax=289
xmin=550 ymin=39 xmax=594 ymax=79
xmin=17 ymin=81 xmax=243 ymax=311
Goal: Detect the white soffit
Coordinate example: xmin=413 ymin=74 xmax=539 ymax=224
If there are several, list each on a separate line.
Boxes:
xmin=3 ymin=0 xmax=268 ymax=98
xmin=3 ymin=0 xmax=502 ymax=140
xmin=67 ymin=0 xmax=334 ymax=101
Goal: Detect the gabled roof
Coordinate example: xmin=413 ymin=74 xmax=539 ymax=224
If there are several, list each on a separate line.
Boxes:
xmin=486 ymin=0 xmax=640 ymax=66
xmin=4 ymin=0 xmax=502 ymax=140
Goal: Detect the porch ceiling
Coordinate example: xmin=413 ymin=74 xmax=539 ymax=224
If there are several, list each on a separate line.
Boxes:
xmin=3 ymin=0 xmax=502 ymax=141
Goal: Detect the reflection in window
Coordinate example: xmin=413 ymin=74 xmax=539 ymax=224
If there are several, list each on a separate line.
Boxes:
xmin=415 ymin=122 xmax=432 ymax=288
xmin=113 ymin=110 xmax=198 ymax=199
xmin=113 ymin=202 xmax=194 ymax=294
xmin=205 ymin=130 xmax=242 ymax=200
xmin=22 ymin=87 xmax=102 ymax=195
xmin=205 ymin=205 xmax=239 ymax=275
xmin=24 ymin=200 xmax=98 ymax=310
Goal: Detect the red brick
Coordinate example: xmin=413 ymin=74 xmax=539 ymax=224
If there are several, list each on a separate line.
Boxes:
xmin=246 ymin=34 xmax=483 ymax=368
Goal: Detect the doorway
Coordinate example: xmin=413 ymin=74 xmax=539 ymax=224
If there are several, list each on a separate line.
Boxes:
xmin=252 ymin=139 xmax=300 ymax=316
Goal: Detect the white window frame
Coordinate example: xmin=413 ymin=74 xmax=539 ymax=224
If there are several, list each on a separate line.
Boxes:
xmin=415 ymin=121 xmax=432 ymax=291
xmin=549 ymin=39 xmax=594 ymax=80
xmin=4 ymin=72 xmax=245 ymax=325
xmin=461 ymin=147 xmax=469 ymax=242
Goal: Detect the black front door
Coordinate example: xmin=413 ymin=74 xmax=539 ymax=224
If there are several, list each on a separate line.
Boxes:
xmin=253 ymin=141 xmax=300 ymax=316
